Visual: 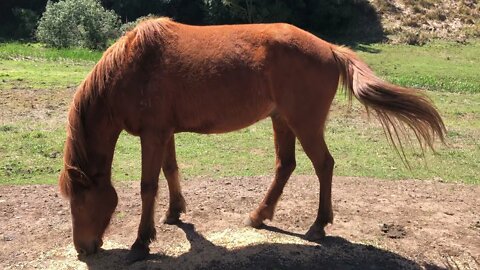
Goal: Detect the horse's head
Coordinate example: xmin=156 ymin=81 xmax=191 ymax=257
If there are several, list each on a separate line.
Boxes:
xmin=60 ymin=167 xmax=118 ymax=255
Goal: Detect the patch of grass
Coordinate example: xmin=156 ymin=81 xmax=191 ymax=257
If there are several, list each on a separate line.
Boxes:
xmin=0 ymin=42 xmax=99 ymax=90
xmin=5 ymin=92 xmax=474 ymax=184
xmin=356 ymin=41 xmax=480 ymax=93
xmin=1 ymin=41 xmax=478 ymax=92
xmin=0 ymin=42 xmax=102 ymax=62
xmin=95 ymin=92 xmax=480 ymax=185
xmin=2 ymin=91 xmax=477 ymax=185
xmin=0 ymin=125 xmax=65 ymax=185
xmin=0 ymin=41 xmax=479 ymax=185
xmin=0 ymin=59 xmax=93 ymax=90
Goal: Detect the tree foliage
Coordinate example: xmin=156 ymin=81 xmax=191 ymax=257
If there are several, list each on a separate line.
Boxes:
xmin=0 ymin=0 xmax=48 ymax=39
xmin=1 ymin=0 xmax=383 ymax=44
xmin=207 ymin=0 xmax=382 ymax=40
xmin=35 ymin=0 xmax=120 ymax=49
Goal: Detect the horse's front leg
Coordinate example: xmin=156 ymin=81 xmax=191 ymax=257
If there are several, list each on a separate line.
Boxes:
xmin=161 ymin=135 xmax=186 ymax=224
xmin=128 ymin=130 xmax=172 ymax=263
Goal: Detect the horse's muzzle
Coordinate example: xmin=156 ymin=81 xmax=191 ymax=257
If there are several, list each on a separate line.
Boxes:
xmin=75 ymin=239 xmax=103 ymax=256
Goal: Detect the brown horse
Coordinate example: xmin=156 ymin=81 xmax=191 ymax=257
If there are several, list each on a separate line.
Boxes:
xmin=59 ymin=18 xmax=445 ymax=262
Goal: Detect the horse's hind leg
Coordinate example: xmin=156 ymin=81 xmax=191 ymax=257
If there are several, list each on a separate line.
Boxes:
xmin=296 ymin=131 xmax=334 ymax=240
xmin=161 ymin=135 xmax=186 ymax=224
xmin=128 ymin=131 xmax=172 ymax=263
xmin=245 ymin=114 xmax=296 ymax=228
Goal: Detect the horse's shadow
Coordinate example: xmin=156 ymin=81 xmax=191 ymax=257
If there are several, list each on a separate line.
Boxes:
xmin=81 ymin=222 xmax=427 ymax=270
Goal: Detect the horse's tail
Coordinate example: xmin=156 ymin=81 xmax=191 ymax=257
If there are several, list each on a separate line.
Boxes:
xmin=330 ymin=45 xmax=446 ymax=163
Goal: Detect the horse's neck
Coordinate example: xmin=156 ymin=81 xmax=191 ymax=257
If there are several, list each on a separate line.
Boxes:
xmin=82 ymin=99 xmax=122 ymax=179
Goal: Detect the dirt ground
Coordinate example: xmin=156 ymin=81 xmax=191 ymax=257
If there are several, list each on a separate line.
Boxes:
xmin=0 ymin=176 xmax=479 ymax=270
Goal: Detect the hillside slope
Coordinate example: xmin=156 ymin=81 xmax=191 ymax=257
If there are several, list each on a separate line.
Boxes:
xmin=372 ymin=0 xmax=479 ymax=44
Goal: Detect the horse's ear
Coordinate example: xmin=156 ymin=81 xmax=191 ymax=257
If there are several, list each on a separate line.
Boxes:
xmin=67 ymin=166 xmax=90 ymax=188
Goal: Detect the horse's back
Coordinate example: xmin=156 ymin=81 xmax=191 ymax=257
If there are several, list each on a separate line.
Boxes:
xmin=119 ymin=19 xmax=339 ymax=134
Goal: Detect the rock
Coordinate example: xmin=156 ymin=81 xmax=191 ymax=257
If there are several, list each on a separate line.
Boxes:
xmin=380 ymin=223 xmax=407 ymax=239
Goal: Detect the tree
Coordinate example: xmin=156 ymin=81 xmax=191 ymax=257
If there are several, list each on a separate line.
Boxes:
xmin=36 ymin=0 xmax=120 ymax=49
xmin=219 ymin=0 xmax=306 ymax=24
xmin=0 ymin=0 xmax=48 ymax=39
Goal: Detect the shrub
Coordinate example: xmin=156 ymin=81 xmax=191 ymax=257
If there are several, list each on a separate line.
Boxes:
xmin=397 ymin=30 xmax=429 ymax=46
xmin=36 ymin=0 xmax=120 ymax=49
xmin=119 ymin=15 xmax=157 ymax=36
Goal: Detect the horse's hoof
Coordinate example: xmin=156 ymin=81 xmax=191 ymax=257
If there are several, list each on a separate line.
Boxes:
xmin=304 ymin=225 xmax=326 ymax=241
xmin=161 ymin=214 xmax=181 ymax=225
xmin=244 ymin=215 xmax=264 ymax=228
xmin=127 ymin=242 xmax=150 ymax=264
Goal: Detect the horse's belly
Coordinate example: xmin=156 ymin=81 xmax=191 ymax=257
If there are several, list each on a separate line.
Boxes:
xmin=174 ymin=97 xmax=275 ymax=134
xmin=162 ymin=62 xmax=274 ymax=134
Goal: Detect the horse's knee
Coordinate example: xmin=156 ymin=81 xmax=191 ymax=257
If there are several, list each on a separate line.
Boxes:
xmin=163 ymin=163 xmax=179 ymax=177
xmin=276 ymin=158 xmax=296 ymax=178
xmin=140 ymin=181 xmax=158 ymax=196
xmin=324 ymin=154 xmax=334 ymax=172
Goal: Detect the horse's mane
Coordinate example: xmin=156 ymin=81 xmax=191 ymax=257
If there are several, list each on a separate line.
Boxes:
xmin=59 ymin=17 xmax=175 ymax=197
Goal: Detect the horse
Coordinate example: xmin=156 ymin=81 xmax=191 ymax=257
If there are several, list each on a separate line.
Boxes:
xmin=58 ymin=17 xmax=445 ymax=262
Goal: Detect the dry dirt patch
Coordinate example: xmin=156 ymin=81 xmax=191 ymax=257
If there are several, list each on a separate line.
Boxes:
xmin=1 ymin=176 xmax=479 ymax=269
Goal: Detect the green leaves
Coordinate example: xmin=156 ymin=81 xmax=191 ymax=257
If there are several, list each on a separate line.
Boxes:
xmin=36 ymin=0 xmax=120 ymax=49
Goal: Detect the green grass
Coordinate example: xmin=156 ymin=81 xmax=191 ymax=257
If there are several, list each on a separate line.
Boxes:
xmin=0 ymin=42 xmax=99 ymax=90
xmin=355 ymin=42 xmax=480 ymax=93
xmin=109 ymin=91 xmax=479 ymax=184
xmin=0 ymin=42 xmax=102 ymax=62
xmin=0 ymin=41 xmax=479 ymax=185
xmin=0 ymin=59 xmax=94 ymax=90
xmin=0 ymin=125 xmax=65 ymax=185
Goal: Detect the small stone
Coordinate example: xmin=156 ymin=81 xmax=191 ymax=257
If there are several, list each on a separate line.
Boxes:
xmin=49 ymin=151 xmax=60 ymax=158
xmin=3 ymin=235 xmax=13 ymax=241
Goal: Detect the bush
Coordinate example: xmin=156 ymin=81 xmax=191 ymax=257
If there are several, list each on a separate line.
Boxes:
xmin=119 ymin=15 xmax=157 ymax=36
xmin=36 ymin=0 xmax=120 ymax=49
xmin=397 ymin=30 xmax=429 ymax=46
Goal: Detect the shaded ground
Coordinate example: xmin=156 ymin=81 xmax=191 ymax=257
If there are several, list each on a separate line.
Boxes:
xmin=1 ymin=176 xmax=479 ymax=269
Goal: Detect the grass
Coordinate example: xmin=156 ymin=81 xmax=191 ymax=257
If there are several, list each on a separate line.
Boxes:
xmin=0 ymin=42 xmax=99 ymax=90
xmin=115 ymin=91 xmax=480 ymax=184
xmin=0 ymin=59 xmax=93 ymax=90
xmin=0 ymin=41 xmax=479 ymax=185
xmin=355 ymin=42 xmax=480 ymax=93
xmin=0 ymin=42 xmax=102 ymax=62
xmin=0 ymin=126 xmax=65 ymax=185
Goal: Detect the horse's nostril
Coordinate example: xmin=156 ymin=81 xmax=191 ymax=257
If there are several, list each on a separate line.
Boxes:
xmin=78 ymin=248 xmax=87 ymax=256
